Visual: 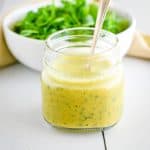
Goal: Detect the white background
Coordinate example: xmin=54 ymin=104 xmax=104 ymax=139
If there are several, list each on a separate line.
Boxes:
xmin=1 ymin=0 xmax=150 ymax=150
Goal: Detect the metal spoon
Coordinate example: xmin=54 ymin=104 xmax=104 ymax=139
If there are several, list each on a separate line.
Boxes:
xmin=91 ymin=0 xmax=112 ymax=54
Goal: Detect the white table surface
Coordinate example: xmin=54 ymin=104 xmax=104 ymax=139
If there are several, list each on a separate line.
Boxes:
xmin=1 ymin=0 xmax=150 ymax=149
xmin=0 ymin=58 xmax=150 ymax=150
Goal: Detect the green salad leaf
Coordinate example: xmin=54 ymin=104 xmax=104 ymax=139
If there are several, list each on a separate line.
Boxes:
xmin=13 ymin=0 xmax=130 ymax=40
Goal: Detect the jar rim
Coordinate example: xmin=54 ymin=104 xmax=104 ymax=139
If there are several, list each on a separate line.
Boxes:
xmin=46 ymin=27 xmax=119 ymax=57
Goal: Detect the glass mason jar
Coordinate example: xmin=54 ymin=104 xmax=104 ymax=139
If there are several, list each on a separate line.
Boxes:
xmin=41 ymin=27 xmax=124 ymax=129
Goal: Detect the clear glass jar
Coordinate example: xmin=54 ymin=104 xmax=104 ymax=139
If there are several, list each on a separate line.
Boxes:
xmin=41 ymin=27 xmax=124 ymax=129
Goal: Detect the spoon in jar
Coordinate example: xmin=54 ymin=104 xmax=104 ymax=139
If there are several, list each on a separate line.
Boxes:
xmin=91 ymin=0 xmax=112 ymax=54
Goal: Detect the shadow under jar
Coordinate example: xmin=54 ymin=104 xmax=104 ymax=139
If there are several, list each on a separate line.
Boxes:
xmin=41 ymin=27 xmax=124 ymax=129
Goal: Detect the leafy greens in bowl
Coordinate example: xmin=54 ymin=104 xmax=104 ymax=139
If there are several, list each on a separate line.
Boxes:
xmin=3 ymin=0 xmax=136 ymax=71
xmin=13 ymin=0 xmax=130 ymax=40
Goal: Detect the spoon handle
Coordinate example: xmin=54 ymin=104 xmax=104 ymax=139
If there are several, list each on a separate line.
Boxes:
xmin=91 ymin=0 xmax=111 ymax=54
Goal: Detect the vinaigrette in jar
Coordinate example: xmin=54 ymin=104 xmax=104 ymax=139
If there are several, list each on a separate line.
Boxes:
xmin=41 ymin=28 xmax=124 ymax=129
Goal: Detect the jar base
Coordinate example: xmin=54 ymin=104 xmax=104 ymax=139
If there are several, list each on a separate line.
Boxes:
xmin=43 ymin=117 xmax=119 ymax=132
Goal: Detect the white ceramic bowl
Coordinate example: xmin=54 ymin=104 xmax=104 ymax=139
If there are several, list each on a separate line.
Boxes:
xmin=3 ymin=2 xmax=136 ymax=71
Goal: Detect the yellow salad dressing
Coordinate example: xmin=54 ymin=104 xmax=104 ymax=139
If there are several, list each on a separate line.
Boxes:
xmin=42 ymin=48 xmax=124 ymax=129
